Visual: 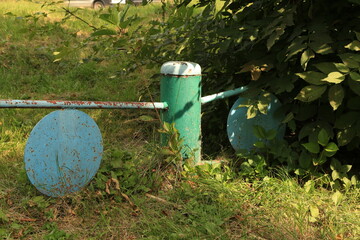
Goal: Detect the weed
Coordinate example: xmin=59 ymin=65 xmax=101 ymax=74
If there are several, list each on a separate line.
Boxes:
xmin=43 ymin=222 xmax=74 ymax=240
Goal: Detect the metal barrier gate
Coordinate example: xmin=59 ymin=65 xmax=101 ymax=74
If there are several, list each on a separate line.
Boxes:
xmin=0 ymin=61 xmax=284 ymax=197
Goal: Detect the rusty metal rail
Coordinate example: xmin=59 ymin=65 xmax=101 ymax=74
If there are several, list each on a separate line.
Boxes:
xmin=0 ymin=99 xmax=168 ymax=110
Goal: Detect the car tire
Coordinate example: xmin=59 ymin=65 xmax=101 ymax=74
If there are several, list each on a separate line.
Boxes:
xmin=93 ymin=1 xmax=105 ymax=9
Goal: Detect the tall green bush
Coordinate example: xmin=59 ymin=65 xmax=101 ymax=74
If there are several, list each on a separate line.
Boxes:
xmin=131 ymin=0 xmax=359 ymax=175
xmin=84 ymin=0 xmax=360 ymax=184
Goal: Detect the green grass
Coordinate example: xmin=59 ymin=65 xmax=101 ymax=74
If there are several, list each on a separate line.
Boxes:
xmin=135 ymin=176 xmax=360 ymax=239
xmin=0 ymin=1 xmax=359 ymax=239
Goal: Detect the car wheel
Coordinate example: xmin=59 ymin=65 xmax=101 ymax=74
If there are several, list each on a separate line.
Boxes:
xmin=93 ymin=1 xmax=105 ymax=9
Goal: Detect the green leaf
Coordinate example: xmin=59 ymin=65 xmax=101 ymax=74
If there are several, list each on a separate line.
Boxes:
xmin=318 ymin=129 xmax=329 ymax=146
xmin=337 ymin=128 xmax=355 ymax=146
xmin=309 ymin=42 xmax=333 ymax=54
xmin=99 ymin=13 xmax=118 ymax=25
xmin=247 ymin=105 xmax=257 ymax=119
xmin=345 ymin=40 xmax=360 ymax=51
xmin=322 ymin=72 xmax=345 ymax=84
xmin=349 ymin=72 xmax=360 ymax=81
xmin=328 ymin=85 xmax=344 ymax=111
xmin=330 ymin=180 xmax=341 ymax=191
xmin=314 ymin=62 xmax=338 ymax=74
xmin=286 ymin=37 xmax=307 ymax=61
xmin=254 ymin=141 xmax=266 ymax=148
xmin=309 ymin=205 xmax=320 ymax=218
xmin=339 ymin=53 xmax=360 ymax=68
xmin=340 ymin=165 xmax=352 ymax=173
xmin=161 ymin=148 xmax=175 ymax=156
xmin=91 ymin=29 xmax=117 ymax=37
xmin=267 ymin=24 xmax=285 ymax=50
xmin=302 ymin=142 xmax=320 ymax=154
xmin=257 ymin=92 xmax=272 ymax=115
xmin=313 ymin=153 xmax=327 ymax=166
xmin=343 ymin=177 xmax=352 ymax=190
xmin=282 ymin=112 xmax=294 ymax=123
xmin=162 ymin=122 xmax=170 ymax=132
xmin=299 ymin=123 xmax=316 ymax=140
xmin=288 ymin=120 xmax=296 ymax=132
xmin=351 ymin=175 xmax=358 ymax=185
xmin=304 ymin=180 xmax=315 ymax=193
xmin=348 ymin=79 xmax=360 ymax=96
xmin=331 ymin=191 xmax=343 ymax=205
xmin=332 ymin=170 xmax=342 ymax=180
xmin=334 ymin=63 xmax=350 ymax=73
xmin=294 ymin=168 xmax=306 ymax=175
xmin=324 ymin=149 xmax=336 ymax=158
xmin=296 ymin=71 xmax=326 ymax=85
xmin=138 ymin=115 xmax=155 ymax=122
xmin=266 ymin=129 xmax=277 ymax=140
xmin=176 ymin=44 xmax=186 ymax=55
xmin=324 ymin=142 xmax=339 ymax=153
xmin=119 ymin=5 xmax=132 ymax=28
xmin=295 ymin=85 xmax=327 ymax=102
xmin=257 ymin=102 xmax=268 ymax=114
xmin=253 ymin=125 xmax=267 ymax=139
xmin=330 ymin=158 xmax=342 ymax=171
xmin=300 ymin=49 xmax=315 ymax=70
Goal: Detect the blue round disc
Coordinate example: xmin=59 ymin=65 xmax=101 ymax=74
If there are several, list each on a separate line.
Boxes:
xmin=227 ymin=95 xmax=285 ymax=152
xmin=24 ymin=110 xmax=103 ymax=197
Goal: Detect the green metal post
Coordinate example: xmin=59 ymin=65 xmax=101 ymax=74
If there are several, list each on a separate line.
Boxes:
xmin=160 ymin=61 xmax=202 ymax=163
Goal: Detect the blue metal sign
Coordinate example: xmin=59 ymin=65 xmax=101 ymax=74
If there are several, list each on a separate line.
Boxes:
xmin=24 ymin=110 xmax=103 ymax=197
xmin=227 ymin=95 xmax=285 ymax=151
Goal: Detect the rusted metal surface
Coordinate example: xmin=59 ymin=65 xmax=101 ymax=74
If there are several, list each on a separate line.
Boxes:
xmin=0 ymin=99 xmax=168 ymax=110
xmin=24 ymin=110 xmax=103 ymax=197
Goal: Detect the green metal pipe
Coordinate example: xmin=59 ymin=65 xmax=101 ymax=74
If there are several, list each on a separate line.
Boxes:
xmin=160 ymin=61 xmax=202 ymax=163
xmin=201 ymin=86 xmax=249 ymax=104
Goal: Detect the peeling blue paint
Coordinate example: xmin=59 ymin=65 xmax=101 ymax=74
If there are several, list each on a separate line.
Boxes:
xmin=24 ymin=110 xmax=103 ymax=197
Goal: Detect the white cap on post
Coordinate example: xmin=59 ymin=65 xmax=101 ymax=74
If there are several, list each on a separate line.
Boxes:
xmin=160 ymin=61 xmax=201 ymax=76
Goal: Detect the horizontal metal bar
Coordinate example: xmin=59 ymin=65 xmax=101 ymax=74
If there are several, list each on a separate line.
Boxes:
xmin=201 ymin=86 xmax=249 ymax=104
xmin=0 ymin=100 xmax=168 ymax=110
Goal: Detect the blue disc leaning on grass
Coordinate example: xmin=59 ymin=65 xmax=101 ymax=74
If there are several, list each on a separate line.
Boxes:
xmin=24 ymin=109 xmax=103 ymax=197
xmin=227 ymin=94 xmax=285 ymax=152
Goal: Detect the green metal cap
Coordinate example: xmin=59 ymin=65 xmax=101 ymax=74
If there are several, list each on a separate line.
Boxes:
xmin=161 ymin=61 xmax=201 ymax=76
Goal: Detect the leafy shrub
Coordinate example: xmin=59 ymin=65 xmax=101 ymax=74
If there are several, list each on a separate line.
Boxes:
xmin=131 ymin=0 xmax=360 ymax=180
xmin=71 ymin=0 xmax=360 ymax=183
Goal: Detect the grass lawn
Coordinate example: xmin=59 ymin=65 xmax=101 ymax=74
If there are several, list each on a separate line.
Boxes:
xmin=0 ymin=1 xmax=359 ymax=239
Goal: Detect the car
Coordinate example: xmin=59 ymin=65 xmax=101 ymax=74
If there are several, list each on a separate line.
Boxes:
xmin=65 ymin=0 xmax=126 ymax=9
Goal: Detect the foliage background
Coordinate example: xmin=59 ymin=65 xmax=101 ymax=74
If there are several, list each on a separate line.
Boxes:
xmin=104 ymin=0 xmax=360 ymax=186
